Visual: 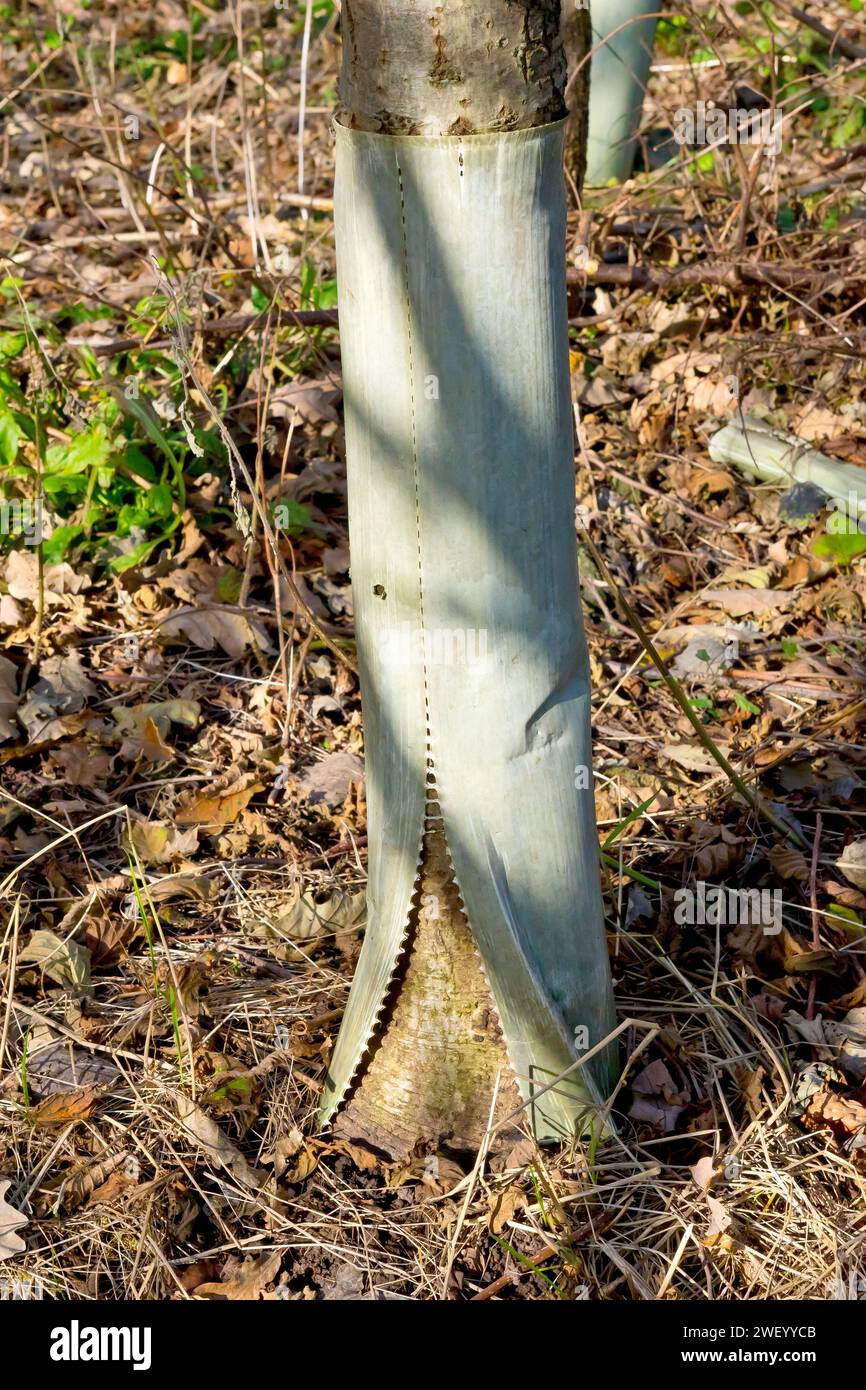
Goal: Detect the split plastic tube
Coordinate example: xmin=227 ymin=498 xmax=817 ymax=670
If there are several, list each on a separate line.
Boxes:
xmin=321 ymin=120 xmax=616 ymax=1141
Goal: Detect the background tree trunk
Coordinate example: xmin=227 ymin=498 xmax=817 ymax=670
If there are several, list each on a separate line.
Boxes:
xmin=561 ymin=3 xmax=592 ymax=190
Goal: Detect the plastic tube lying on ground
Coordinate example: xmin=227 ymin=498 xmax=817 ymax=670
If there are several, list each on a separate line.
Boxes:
xmin=710 ymin=415 xmax=866 ymax=510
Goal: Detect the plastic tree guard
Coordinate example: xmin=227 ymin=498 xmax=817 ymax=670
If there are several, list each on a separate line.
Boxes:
xmin=320 ymin=119 xmax=617 ymax=1144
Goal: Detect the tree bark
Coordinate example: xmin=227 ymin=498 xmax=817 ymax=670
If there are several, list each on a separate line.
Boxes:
xmin=339 ymin=0 xmax=567 ymax=136
xmin=334 ymin=824 xmax=523 ymax=1157
xmin=561 ymin=3 xmax=591 ymax=189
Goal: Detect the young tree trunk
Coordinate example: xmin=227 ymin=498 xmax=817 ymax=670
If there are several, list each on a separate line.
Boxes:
xmin=340 ymin=0 xmax=568 ymax=136
xmin=324 ymin=0 xmax=616 ymax=1161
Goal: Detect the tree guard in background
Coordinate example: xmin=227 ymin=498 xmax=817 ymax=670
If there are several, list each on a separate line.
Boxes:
xmin=321 ymin=0 xmax=616 ymax=1160
xmin=582 ymin=0 xmax=658 ymax=183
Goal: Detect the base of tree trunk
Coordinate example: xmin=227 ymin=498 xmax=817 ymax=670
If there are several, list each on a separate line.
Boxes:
xmin=333 ymin=821 xmax=524 ymax=1161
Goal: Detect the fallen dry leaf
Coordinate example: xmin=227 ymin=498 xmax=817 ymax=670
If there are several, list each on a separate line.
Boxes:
xmin=0 ymin=655 xmax=19 ymax=741
xmin=119 ymin=715 xmax=174 ymax=763
xmin=88 ymin=1165 xmax=141 ymax=1207
xmin=20 ymin=929 xmax=91 ymax=996
xmin=735 ymin=1065 xmax=766 ymax=1118
xmin=31 ymin=1084 xmax=102 ymax=1127
xmin=802 ymin=1086 xmax=866 ymax=1139
xmin=143 ymin=873 xmax=219 ymax=904
xmin=691 ymin=1155 xmax=719 ymax=1192
xmin=487 ymin=1185 xmax=525 ymax=1234
xmin=262 ymin=1126 xmax=307 ymax=1178
xmin=298 ymin=751 xmax=365 ymax=809
xmin=25 ymin=1039 xmax=119 ymax=1097
xmin=704 ymin=1194 xmax=733 ymax=1246
xmin=0 ymin=593 xmax=24 ymax=627
xmin=176 ymin=778 xmax=263 ymax=827
xmin=687 ymin=467 xmax=736 ymax=499
xmin=113 ymin=697 xmax=200 ymax=754
xmin=693 ymin=838 xmax=744 ymax=879
xmin=161 ymin=606 xmax=271 ymax=659
xmin=17 ymin=652 xmax=96 ymax=741
xmin=629 ymin=1058 xmax=688 ymax=1132
xmin=662 ymin=742 xmax=718 ymax=773
xmin=48 ymin=743 xmax=112 ymax=787
xmin=194 ymin=1251 xmax=282 ymax=1301
xmin=175 ymin=1093 xmax=269 ymax=1191
xmin=703 ymin=588 xmax=794 ymax=617
xmin=283 ymin=1146 xmax=319 ymax=1183
xmin=836 ymin=841 xmax=866 ymax=891
xmin=825 ymin=1008 xmax=866 ymax=1083
xmin=5 ymin=550 xmax=90 ymax=603
xmin=332 ymin=1138 xmax=381 ymax=1172
xmin=823 ymin=880 xmax=866 ymax=910
xmin=272 ymin=888 xmax=365 ymax=942
xmin=267 ymin=375 xmax=342 ymax=425
xmin=178 ymin=1259 xmax=223 ymax=1294
xmin=768 ymin=844 xmax=810 ymax=882
xmin=0 ymin=1179 xmax=27 ymax=1259
xmin=40 ymin=1152 xmax=134 ymax=1214
xmin=123 ymin=818 xmax=200 ymax=865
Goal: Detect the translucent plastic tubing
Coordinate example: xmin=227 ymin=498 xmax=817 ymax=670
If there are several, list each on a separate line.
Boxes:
xmin=586 ymin=0 xmax=657 ymax=183
xmin=320 ymin=120 xmax=616 ymax=1142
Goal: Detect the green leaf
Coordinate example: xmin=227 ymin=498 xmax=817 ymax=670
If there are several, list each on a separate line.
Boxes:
xmin=0 ymin=332 xmax=26 ymax=362
xmin=45 ymin=425 xmax=112 ymax=476
xmin=251 ymin=284 xmax=271 ymax=313
xmin=41 ymin=524 xmax=85 ymax=564
xmin=110 ymin=538 xmax=160 ymax=573
xmin=0 ymin=368 xmax=26 ymax=408
xmin=123 ymin=445 xmax=158 ymax=483
xmin=827 ymin=903 xmax=865 ymax=939
xmin=0 ymin=463 xmax=31 ymax=483
xmin=733 ymin=693 xmax=761 ymax=716
xmin=42 ymin=473 xmax=87 ymax=501
xmin=112 ymin=391 xmax=180 ymax=472
xmin=116 ymin=502 xmax=148 ymax=534
xmin=0 ymin=408 xmax=21 ymax=467
xmin=812 ymin=529 xmax=866 ymax=566
xmin=144 ymin=482 xmax=173 ymax=519
xmin=602 ymin=789 xmax=660 ymax=850
xmin=272 ymin=496 xmax=313 ymax=535
xmin=57 ymin=304 xmax=114 ymax=326
xmin=299 ymin=259 xmax=338 ymax=310
xmin=215 ymin=566 xmax=242 ymax=603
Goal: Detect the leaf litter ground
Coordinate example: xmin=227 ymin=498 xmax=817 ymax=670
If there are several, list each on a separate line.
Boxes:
xmin=2 ymin=1 xmax=866 ymax=1300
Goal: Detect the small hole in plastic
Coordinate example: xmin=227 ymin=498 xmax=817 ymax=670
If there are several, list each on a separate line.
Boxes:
xmin=373 ymin=583 xmax=386 ymax=599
